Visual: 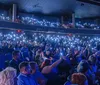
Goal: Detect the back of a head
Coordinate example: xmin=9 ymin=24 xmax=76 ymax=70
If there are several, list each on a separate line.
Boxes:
xmin=71 ymin=73 xmax=87 ymax=85
xmin=4 ymin=67 xmax=16 ymax=78
xmin=0 ymin=67 xmax=16 ymax=85
xmin=29 ymin=61 xmax=37 ymax=70
xmin=44 ymin=59 xmax=51 ymax=66
xmin=77 ymin=60 xmax=89 ymax=73
xmin=88 ymin=55 xmax=97 ymax=65
xmin=36 ymin=50 xmax=41 ymax=56
xmin=41 ymin=59 xmax=51 ymax=69
xmin=19 ymin=61 xmax=29 ymax=72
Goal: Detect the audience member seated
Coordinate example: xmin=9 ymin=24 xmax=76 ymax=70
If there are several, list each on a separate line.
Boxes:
xmin=0 ymin=67 xmax=17 ymax=85
xmin=17 ymin=61 xmax=38 ymax=85
xmin=29 ymin=61 xmax=47 ymax=85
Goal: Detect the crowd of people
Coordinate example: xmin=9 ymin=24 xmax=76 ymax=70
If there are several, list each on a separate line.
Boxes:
xmin=0 ymin=13 xmax=11 ymax=21
xmin=16 ymin=16 xmax=100 ymax=30
xmin=63 ymin=21 xmax=100 ymax=30
xmin=0 ymin=30 xmax=100 ymax=85
xmin=16 ymin=16 xmax=60 ymax=28
xmin=0 ymin=13 xmax=100 ymax=30
xmin=76 ymin=21 xmax=100 ymax=30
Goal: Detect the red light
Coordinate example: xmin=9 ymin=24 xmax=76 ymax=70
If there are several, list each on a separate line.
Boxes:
xmin=17 ymin=30 xmax=21 ymax=33
xmin=67 ymin=33 xmax=73 ymax=37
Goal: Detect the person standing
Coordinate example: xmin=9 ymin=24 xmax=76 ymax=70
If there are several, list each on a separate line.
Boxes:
xmin=9 ymin=50 xmax=22 ymax=74
xmin=17 ymin=61 xmax=38 ymax=85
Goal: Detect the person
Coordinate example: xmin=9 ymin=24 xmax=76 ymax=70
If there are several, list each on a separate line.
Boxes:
xmin=29 ymin=61 xmax=47 ymax=85
xmin=34 ymin=50 xmax=44 ymax=67
xmin=17 ymin=61 xmax=38 ymax=85
xmin=53 ymin=48 xmax=60 ymax=61
xmin=41 ymin=58 xmax=63 ymax=74
xmin=77 ymin=60 xmax=95 ymax=85
xmin=94 ymin=51 xmax=100 ymax=69
xmin=9 ymin=50 xmax=22 ymax=74
xmin=88 ymin=55 xmax=97 ymax=73
xmin=0 ymin=67 xmax=17 ymax=85
xmin=41 ymin=58 xmax=64 ymax=85
xmin=21 ymin=45 xmax=30 ymax=61
xmin=77 ymin=60 xmax=90 ymax=74
xmin=71 ymin=73 xmax=88 ymax=85
xmin=45 ymin=50 xmax=51 ymax=59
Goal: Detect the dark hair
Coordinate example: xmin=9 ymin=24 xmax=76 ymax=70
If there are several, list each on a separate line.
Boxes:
xmin=88 ymin=55 xmax=97 ymax=65
xmin=29 ymin=62 xmax=37 ymax=70
xmin=44 ymin=59 xmax=51 ymax=66
xmin=36 ymin=50 xmax=41 ymax=55
xmin=12 ymin=50 xmax=19 ymax=57
xmin=41 ymin=59 xmax=51 ymax=69
xmin=77 ymin=60 xmax=90 ymax=73
xmin=19 ymin=61 xmax=29 ymax=70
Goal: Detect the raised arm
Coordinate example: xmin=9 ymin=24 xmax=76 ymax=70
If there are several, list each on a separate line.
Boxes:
xmin=50 ymin=58 xmax=63 ymax=69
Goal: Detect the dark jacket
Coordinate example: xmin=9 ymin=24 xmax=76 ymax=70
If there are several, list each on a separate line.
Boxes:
xmin=9 ymin=59 xmax=22 ymax=74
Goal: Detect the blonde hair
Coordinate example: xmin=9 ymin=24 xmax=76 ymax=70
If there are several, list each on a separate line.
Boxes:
xmin=0 ymin=67 xmax=17 ymax=85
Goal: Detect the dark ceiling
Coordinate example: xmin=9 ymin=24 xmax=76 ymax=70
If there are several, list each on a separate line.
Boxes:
xmin=0 ymin=0 xmax=100 ymax=18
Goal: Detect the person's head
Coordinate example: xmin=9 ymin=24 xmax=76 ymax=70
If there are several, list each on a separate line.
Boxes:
xmin=46 ymin=50 xmax=50 ymax=55
xmin=29 ymin=61 xmax=39 ymax=74
xmin=24 ymin=44 xmax=27 ymax=48
xmin=71 ymin=73 xmax=87 ymax=85
xmin=36 ymin=50 xmax=41 ymax=56
xmin=0 ymin=67 xmax=17 ymax=85
xmin=19 ymin=61 xmax=31 ymax=75
xmin=56 ymin=48 xmax=60 ymax=53
xmin=44 ymin=59 xmax=51 ymax=66
xmin=95 ymin=51 xmax=100 ymax=58
xmin=77 ymin=60 xmax=90 ymax=73
xmin=12 ymin=50 xmax=20 ymax=60
xmin=41 ymin=59 xmax=51 ymax=68
xmin=69 ymin=48 xmax=74 ymax=55
xmin=88 ymin=55 xmax=97 ymax=65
